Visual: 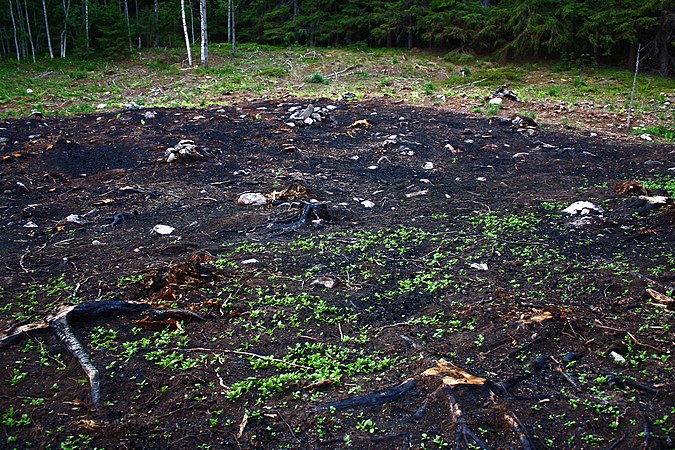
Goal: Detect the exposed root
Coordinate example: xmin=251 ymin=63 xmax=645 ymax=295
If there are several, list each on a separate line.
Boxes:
xmin=443 ymin=386 xmax=490 ymax=450
xmin=268 ymin=202 xmax=330 ymax=233
xmin=316 ymin=359 xmax=541 ymax=449
xmin=317 ymin=378 xmax=417 ymax=410
xmin=504 ymin=413 xmax=536 ymax=450
xmin=0 ymin=300 xmax=150 ymax=410
xmin=51 ymin=315 xmax=102 ymax=408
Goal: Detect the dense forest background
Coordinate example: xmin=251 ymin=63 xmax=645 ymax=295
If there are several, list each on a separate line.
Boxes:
xmin=1 ymin=0 xmax=672 ymax=75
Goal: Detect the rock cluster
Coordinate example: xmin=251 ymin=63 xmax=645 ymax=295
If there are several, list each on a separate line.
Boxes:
xmin=286 ymin=104 xmax=337 ymax=127
xmin=165 ymin=140 xmax=200 ymax=163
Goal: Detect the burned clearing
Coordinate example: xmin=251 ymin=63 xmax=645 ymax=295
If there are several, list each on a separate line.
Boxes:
xmin=0 ymin=100 xmax=673 ymax=449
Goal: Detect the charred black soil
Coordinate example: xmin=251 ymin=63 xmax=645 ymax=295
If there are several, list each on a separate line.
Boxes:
xmin=0 ymin=100 xmax=673 ymax=449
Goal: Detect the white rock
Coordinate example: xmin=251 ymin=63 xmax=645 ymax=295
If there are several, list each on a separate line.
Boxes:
xmin=23 ymin=221 xmax=38 ymax=228
xmin=66 ymin=214 xmax=88 ymax=225
xmin=26 ymin=88 xmax=34 ymax=94
xmin=152 ymin=224 xmax=175 ymax=235
xmin=488 ymin=97 xmax=503 ymax=105
xmin=562 ymin=201 xmax=604 ymax=215
xmin=237 ymin=192 xmax=268 ymax=206
xmin=299 ymin=104 xmax=314 ymax=120
xmin=143 ymin=111 xmax=156 ymax=119
xmin=92 ymin=240 xmax=105 ymax=246
xmin=311 ymin=276 xmax=336 ymax=289
xmin=423 ymin=162 xmax=434 ymax=170
xmin=476 ymin=177 xmax=487 ymax=182
xmin=610 ymin=351 xmax=626 ymax=365
xmin=304 ymin=117 xmax=314 ymax=125
xmin=470 ymin=263 xmax=489 ymax=271
xmin=241 ymin=258 xmax=259 ymax=265
xmin=639 ymin=133 xmax=653 ymax=141
xmin=166 ymin=153 xmax=177 ymax=163
xmin=96 ymin=103 xmax=107 ymax=109
xmin=367 ymin=165 xmax=378 ymax=170
xmin=639 ymin=195 xmax=669 ymax=205
xmin=512 ymin=152 xmax=529 ymax=158
xmin=361 ymin=200 xmax=375 ymax=208
xmin=192 ymin=115 xmax=206 ymax=120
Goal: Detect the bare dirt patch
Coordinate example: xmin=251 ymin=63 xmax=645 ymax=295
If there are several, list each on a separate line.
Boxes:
xmin=0 ymin=100 xmax=673 ymax=449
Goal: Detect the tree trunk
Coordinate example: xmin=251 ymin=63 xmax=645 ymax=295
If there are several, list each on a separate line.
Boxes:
xmin=16 ymin=0 xmax=27 ymax=58
xmin=123 ymin=0 xmax=132 ymax=52
xmin=189 ymin=0 xmax=195 ymax=45
xmin=23 ymin=0 xmax=36 ymax=62
xmin=153 ymin=0 xmax=159 ymax=46
xmin=8 ymin=0 xmax=20 ymax=62
xmin=42 ymin=0 xmax=54 ymax=59
xmin=60 ymin=0 xmax=70 ymax=58
xmin=230 ymin=0 xmax=236 ymax=56
xmin=657 ymin=9 xmax=673 ymax=77
xmin=227 ymin=0 xmax=231 ymax=43
xmin=84 ymin=0 xmax=90 ymax=50
xmin=180 ymin=0 xmax=192 ymax=65
xmin=291 ymin=0 xmax=298 ymax=17
xmin=199 ymin=0 xmax=208 ymax=67
xmin=627 ymin=43 xmax=638 ymax=72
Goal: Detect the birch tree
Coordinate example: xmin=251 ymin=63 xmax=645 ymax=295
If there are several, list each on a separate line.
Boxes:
xmin=84 ymin=0 xmax=89 ymax=50
xmin=123 ymin=0 xmax=132 ymax=51
xmin=8 ymin=0 xmax=20 ymax=61
xmin=23 ymin=0 xmax=36 ymax=62
xmin=60 ymin=0 xmax=71 ymax=57
xmin=230 ymin=0 xmax=235 ymax=56
xmin=41 ymin=0 xmax=53 ymax=58
xmin=180 ymin=0 xmax=192 ymax=65
xmin=199 ymin=0 xmax=207 ymax=67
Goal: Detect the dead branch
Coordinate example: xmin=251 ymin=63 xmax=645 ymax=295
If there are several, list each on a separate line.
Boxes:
xmin=450 ymin=78 xmax=487 ymax=90
xmin=330 ymin=64 xmax=359 ymax=79
xmin=179 ymin=348 xmax=314 ymax=371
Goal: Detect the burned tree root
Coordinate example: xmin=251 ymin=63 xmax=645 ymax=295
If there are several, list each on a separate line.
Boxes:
xmin=0 ymin=300 xmax=150 ymax=410
xmin=316 ymin=359 xmax=542 ymax=449
xmin=268 ymin=202 xmax=330 ymax=233
xmin=316 ymin=378 xmax=417 ymax=411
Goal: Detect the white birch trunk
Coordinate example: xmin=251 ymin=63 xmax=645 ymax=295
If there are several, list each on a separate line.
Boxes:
xmin=123 ymin=0 xmax=132 ymax=52
xmin=9 ymin=0 xmax=20 ymax=61
xmin=60 ymin=0 xmax=70 ymax=58
xmin=227 ymin=0 xmax=231 ymax=43
xmin=180 ymin=0 xmax=192 ymax=66
xmin=188 ymin=0 xmax=195 ymax=45
xmin=23 ymin=0 xmax=36 ymax=62
xmin=41 ymin=0 xmax=53 ymax=58
xmin=84 ymin=0 xmax=89 ymax=50
xmin=153 ymin=0 xmax=158 ymax=46
xmin=230 ymin=0 xmax=235 ymax=57
xmin=199 ymin=0 xmax=207 ymax=67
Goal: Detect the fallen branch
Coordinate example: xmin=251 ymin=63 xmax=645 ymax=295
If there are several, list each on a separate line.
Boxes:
xmin=449 ymin=78 xmax=487 ymax=90
xmin=330 ymin=64 xmax=359 ymax=79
